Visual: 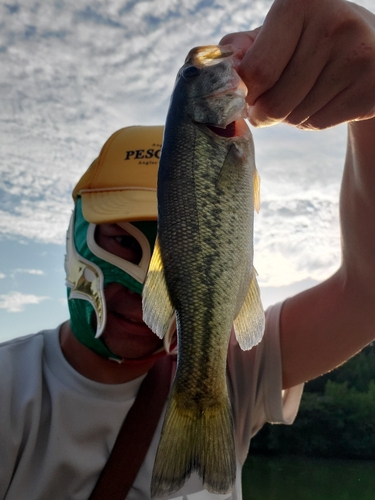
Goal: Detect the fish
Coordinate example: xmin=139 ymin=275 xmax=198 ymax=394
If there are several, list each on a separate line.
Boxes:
xmin=142 ymin=44 xmax=265 ymax=497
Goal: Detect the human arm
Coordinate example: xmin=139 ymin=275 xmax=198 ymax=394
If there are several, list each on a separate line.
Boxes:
xmin=221 ymin=0 xmax=375 ymax=388
xmin=280 ymin=117 xmax=375 ymax=388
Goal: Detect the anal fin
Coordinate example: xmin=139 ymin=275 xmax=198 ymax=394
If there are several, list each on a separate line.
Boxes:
xmin=233 ymin=266 xmax=265 ymax=350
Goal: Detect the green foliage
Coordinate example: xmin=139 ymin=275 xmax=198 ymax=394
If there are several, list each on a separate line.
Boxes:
xmin=251 ymin=344 xmax=375 ymax=459
xmin=306 ymin=342 xmax=375 ymax=393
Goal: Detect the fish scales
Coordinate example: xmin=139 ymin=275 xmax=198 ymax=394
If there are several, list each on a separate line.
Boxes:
xmin=142 ymin=44 xmax=265 ymax=498
xmin=160 ymin=131 xmax=253 ymax=389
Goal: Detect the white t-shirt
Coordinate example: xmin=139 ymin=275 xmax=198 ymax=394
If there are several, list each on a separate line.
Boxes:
xmin=0 ymin=302 xmax=303 ymax=500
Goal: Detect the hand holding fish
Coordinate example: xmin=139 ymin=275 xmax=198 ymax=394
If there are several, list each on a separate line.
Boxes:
xmin=220 ymin=0 xmax=375 ymax=130
xmin=224 ymin=0 xmax=375 ymax=391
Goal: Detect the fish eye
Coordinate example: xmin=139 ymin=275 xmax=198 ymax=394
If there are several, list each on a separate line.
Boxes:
xmin=182 ymin=66 xmax=201 ymax=80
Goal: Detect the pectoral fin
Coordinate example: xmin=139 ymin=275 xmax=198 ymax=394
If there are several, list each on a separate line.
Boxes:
xmin=216 ymin=143 xmax=242 ymax=189
xmin=233 ymin=266 xmax=265 ymax=350
xmin=142 ymin=238 xmax=174 ymax=339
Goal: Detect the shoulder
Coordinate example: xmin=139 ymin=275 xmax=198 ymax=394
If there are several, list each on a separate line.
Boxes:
xmin=0 ymin=328 xmax=61 ymax=495
xmin=0 ymin=327 xmax=61 ymax=389
xmin=0 ymin=329 xmax=53 ymax=361
xmin=0 ymin=331 xmax=46 ymax=354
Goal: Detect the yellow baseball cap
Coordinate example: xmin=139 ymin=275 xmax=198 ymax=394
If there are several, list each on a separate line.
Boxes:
xmin=72 ymin=125 xmax=164 ymax=223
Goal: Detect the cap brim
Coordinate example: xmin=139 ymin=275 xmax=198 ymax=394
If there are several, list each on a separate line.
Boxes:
xmin=80 ymin=189 xmax=158 ymax=224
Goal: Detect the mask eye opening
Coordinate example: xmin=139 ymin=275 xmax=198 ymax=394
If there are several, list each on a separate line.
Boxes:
xmin=114 ymin=234 xmax=142 ymax=264
xmin=87 ymin=223 xmax=151 ymax=286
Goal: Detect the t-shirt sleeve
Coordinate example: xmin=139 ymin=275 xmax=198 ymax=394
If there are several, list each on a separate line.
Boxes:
xmin=259 ymin=301 xmax=304 ymax=425
xmin=227 ymin=301 xmax=304 ymax=464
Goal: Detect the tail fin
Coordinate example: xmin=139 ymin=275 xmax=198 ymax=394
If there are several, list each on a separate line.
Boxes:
xmin=151 ymin=393 xmax=236 ymax=497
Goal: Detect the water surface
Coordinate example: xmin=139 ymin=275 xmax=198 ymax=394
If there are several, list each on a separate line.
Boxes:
xmin=242 ymin=454 xmax=375 ymax=499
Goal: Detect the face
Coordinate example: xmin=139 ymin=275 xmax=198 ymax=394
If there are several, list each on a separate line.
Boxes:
xmin=94 ymin=223 xmax=163 ymax=360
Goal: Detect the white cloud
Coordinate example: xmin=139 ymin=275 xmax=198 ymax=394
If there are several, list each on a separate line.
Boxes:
xmin=0 ymin=273 xmax=5 ymax=279
xmin=249 ymin=123 xmax=345 ymax=287
xmin=0 ymin=291 xmax=49 ymax=313
xmin=0 ymin=0 xmax=272 ymax=246
xmin=253 ymin=193 xmax=341 ymax=287
xmin=0 ymin=0 xmax=372 ymax=288
xmin=13 ymin=269 xmax=45 ymax=276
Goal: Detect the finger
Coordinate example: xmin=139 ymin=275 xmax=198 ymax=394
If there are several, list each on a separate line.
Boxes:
xmin=247 ymin=19 xmax=332 ymax=127
xmin=219 ymin=28 xmax=260 ymax=53
xmin=245 ymin=0 xmax=375 ymax=128
xmin=287 ymin=16 xmax=375 ymax=128
xmin=238 ymin=0 xmax=305 ymax=105
xmin=297 ymin=85 xmax=375 ymax=130
xmin=285 ymin=60 xmax=355 ymax=128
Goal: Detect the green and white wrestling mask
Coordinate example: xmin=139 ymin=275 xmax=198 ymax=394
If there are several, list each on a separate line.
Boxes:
xmin=66 ymin=125 xmax=177 ymax=361
xmin=65 ymin=197 xmax=158 ymax=361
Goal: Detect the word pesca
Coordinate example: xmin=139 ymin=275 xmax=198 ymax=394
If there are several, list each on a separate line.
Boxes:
xmin=124 ymin=148 xmax=161 ymax=161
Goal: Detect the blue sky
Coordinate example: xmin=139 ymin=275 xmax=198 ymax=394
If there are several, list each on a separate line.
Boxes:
xmin=1 ymin=0 xmax=373 ymax=342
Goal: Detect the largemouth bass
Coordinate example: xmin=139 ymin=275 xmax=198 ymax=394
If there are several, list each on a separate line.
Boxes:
xmin=142 ymin=44 xmax=265 ymax=497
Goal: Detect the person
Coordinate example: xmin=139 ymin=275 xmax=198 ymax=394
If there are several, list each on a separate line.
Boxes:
xmin=1 ymin=0 xmax=374 ymax=499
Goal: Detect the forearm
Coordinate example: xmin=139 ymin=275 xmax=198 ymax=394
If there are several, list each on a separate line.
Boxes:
xmin=281 ymin=119 xmax=375 ymax=389
xmin=341 ymin=118 xmax=375 ymax=295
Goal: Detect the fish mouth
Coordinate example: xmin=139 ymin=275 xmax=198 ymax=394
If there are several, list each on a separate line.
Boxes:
xmin=205 ymin=118 xmax=249 ymax=138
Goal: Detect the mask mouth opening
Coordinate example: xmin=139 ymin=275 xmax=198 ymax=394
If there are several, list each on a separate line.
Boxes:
xmin=113 ymin=333 xmax=178 ymax=366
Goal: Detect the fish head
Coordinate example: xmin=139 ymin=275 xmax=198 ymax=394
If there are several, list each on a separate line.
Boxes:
xmin=173 ymin=44 xmax=249 ymax=134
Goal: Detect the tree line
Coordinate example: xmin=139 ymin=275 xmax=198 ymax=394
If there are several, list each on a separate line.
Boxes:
xmin=250 ymin=342 xmax=375 ymax=459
